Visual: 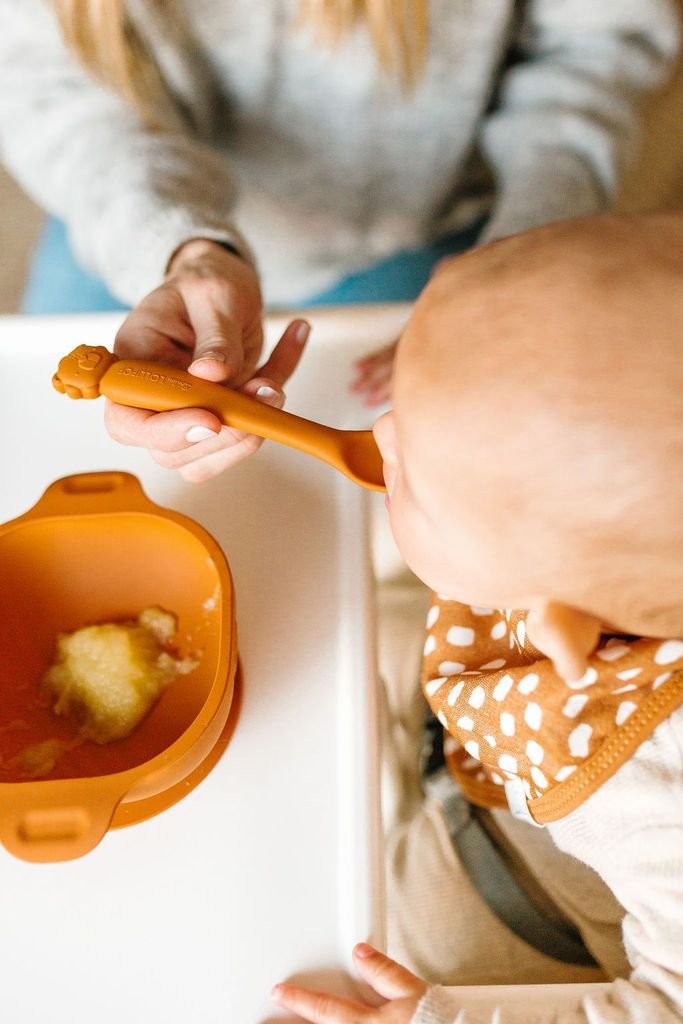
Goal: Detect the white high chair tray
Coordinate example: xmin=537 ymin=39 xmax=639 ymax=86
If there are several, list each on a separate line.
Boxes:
xmin=0 ymin=305 xmax=410 ymax=1024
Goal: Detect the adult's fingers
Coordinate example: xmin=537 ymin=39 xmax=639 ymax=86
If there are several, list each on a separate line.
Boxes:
xmin=256 ymin=318 xmax=311 ymax=387
xmin=113 ymin=287 xmax=195 ymax=362
xmin=185 ymin=288 xmax=246 ymax=383
xmin=352 ymin=946 xmax=427 ymax=1001
xmin=173 ymin=430 xmax=266 ymax=483
xmin=104 ymin=401 xmax=222 ymax=452
xmin=167 ymin=378 xmax=287 ymax=482
xmin=271 ymin=983 xmax=371 ymax=1024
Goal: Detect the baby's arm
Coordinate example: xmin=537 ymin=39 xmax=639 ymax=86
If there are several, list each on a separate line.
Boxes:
xmin=477 ymin=0 xmax=681 ymax=245
xmin=413 ymin=706 xmax=683 ymax=1024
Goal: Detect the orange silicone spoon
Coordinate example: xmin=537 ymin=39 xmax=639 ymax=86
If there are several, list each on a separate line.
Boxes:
xmin=52 ymin=345 xmax=386 ymax=492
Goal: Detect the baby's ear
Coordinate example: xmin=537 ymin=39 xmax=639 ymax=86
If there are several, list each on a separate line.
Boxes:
xmin=526 ymin=602 xmax=602 ymax=683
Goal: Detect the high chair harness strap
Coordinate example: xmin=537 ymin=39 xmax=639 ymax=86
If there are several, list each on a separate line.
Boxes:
xmin=422 ymin=758 xmax=597 ymax=966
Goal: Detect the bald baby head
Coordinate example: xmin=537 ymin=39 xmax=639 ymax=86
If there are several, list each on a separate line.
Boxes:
xmin=376 ymin=214 xmax=683 ymax=655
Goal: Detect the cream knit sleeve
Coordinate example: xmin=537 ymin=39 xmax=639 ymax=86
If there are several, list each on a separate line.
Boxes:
xmin=478 ymin=0 xmax=681 ymax=244
xmin=412 ymin=706 xmax=683 ymax=1024
xmin=0 ymin=0 xmax=252 ymax=305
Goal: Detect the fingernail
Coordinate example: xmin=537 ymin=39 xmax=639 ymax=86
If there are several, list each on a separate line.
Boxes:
xmin=295 ymin=321 xmax=311 ymax=343
xmin=193 ymin=351 xmax=227 ymax=365
xmin=256 ymin=386 xmax=279 ymax=400
xmin=186 ymin=425 xmax=220 ymax=443
xmin=271 ymin=985 xmax=284 ymax=1000
xmin=354 ymin=943 xmax=374 ymax=958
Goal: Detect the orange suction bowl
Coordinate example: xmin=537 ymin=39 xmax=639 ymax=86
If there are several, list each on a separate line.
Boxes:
xmin=0 ymin=472 xmax=239 ymax=863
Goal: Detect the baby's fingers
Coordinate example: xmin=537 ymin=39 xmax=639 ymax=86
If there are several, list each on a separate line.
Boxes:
xmin=271 ymin=983 xmax=370 ymax=1023
xmin=350 ymin=342 xmax=397 ymax=404
xmin=351 ymin=341 xmax=397 ymax=375
xmin=352 ymin=945 xmax=427 ymax=1001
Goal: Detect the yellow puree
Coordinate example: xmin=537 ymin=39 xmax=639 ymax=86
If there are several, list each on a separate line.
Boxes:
xmin=41 ymin=607 xmax=191 ymax=745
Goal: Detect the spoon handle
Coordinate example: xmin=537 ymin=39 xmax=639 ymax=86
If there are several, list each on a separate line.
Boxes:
xmin=53 ymin=345 xmax=383 ymax=489
xmin=100 ymin=358 xmax=351 ymax=469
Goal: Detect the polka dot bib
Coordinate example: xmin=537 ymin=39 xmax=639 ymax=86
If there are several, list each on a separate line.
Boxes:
xmin=421 ymin=598 xmax=683 ymax=825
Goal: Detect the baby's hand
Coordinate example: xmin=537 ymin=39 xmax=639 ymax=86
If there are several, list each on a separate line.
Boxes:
xmin=349 ymin=341 xmax=397 ymax=407
xmin=271 ymin=944 xmax=428 ymax=1023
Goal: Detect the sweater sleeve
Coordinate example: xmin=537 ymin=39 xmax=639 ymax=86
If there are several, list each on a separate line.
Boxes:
xmin=0 ymin=0 xmax=253 ymax=305
xmin=477 ymin=0 xmax=681 ymax=244
xmin=411 ymin=706 xmax=683 ymax=1024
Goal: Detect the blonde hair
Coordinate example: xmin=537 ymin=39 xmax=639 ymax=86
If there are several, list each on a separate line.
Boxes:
xmin=299 ymin=0 xmax=429 ymax=85
xmin=51 ymin=0 xmax=429 ymax=121
xmin=51 ymin=0 xmax=169 ymax=120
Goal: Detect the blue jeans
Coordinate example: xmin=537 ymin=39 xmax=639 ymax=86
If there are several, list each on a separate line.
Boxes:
xmin=22 ymin=217 xmax=484 ymax=314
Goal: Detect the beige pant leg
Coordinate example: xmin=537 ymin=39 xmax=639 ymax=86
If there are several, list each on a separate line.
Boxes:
xmin=385 ymin=797 xmax=607 ymax=986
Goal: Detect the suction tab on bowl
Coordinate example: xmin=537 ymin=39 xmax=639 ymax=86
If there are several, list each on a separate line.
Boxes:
xmin=52 ymin=344 xmax=119 ymax=400
xmin=0 ymin=777 xmax=127 ymax=863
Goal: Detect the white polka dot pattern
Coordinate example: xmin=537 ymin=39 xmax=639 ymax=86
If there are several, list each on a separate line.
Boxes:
xmin=425 ymin=677 xmax=447 ymax=697
xmin=518 ymin=673 xmax=539 ymax=694
xmin=530 ymin=766 xmax=548 ymax=789
xmin=426 ymin=605 xmax=440 ymax=629
xmin=420 ymin=597 xmax=683 ymax=812
xmin=447 ymin=680 xmax=465 ymax=705
xmin=569 ymin=723 xmax=592 ymax=757
xmin=615 ymin=701 xmax=637 ymax=725
xmin=439 ymin=660 xmax=465 ymax=675
xmin=655 ymin=640 xmax=683 ymax=665
xmin=562 ymin=694 xmax=588 ymax=718
xmin=447 ymin=625 xmax=475 ymax=646
xmin=524 ymin=703 xmax=542 ymax=730
xmin=500 ymin=712 xmax=515 ymax=736
xmin=526 ymin=740 xmax=544 ymax=765
xmin=468 ymin=685 xmax=485 ymax=709
xmin=493 ymin=675 xmax=513 ymax=701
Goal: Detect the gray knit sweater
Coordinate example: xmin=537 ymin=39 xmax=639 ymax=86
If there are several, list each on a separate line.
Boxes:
xmin=0 ymin=1 xmax=679 ymax=306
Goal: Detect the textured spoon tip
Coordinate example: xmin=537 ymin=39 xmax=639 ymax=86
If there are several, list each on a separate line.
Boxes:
xmin=53 ymin=345 xmax=118 ymax=400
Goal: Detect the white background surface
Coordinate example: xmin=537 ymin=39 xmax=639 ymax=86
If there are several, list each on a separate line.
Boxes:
xmin=0 ymin=305 xmax=410 ymax=1024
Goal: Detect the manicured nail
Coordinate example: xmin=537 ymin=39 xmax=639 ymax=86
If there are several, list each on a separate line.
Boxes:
xmin=295 ymin=321 xmax=311 ymax=343
xmin=354 ymin=943 xmax=374 ymax=958
xmin=271 ymin=984 xmax=284 ymax=1000
xmin=256 ymin=386 xmax=279 ymax=400
xmin=186 ymin=425 xmax=219 ymax=443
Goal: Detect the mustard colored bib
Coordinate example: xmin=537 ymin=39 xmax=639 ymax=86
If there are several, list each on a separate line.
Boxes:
xmin=421 ymin=599 xmax=683 ymax=825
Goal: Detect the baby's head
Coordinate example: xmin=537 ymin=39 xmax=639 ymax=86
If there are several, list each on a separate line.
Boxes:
xmin=373 ymin=213 xmax=683 ymax=679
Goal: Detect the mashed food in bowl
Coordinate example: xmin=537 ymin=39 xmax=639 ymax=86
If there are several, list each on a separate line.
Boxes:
xmin=42 ymin=607 xmax=195 ymax=744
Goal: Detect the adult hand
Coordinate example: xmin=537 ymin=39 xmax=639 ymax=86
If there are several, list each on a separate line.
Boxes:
xmin=349 ymin=340 xmax=397 ymax=407
xmin=271 ymin=944 xmax=428 ymax=1023
xmin=106 ymin=238 xmax=310 ymax=482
